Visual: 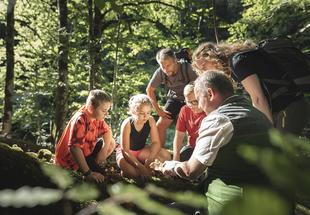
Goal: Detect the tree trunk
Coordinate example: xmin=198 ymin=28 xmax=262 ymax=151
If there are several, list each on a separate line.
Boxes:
xmin=55 ymin=0 xmax=69 ymax=142
xmin=2 ymin=0 xmax=17 ymax=136
xmin=88 ymin=0 xmax=95 ymax=90
xmin=88 ymin=0 xmax=102 ymax=90
xmin=93 ymin=5 xmax=103 ymax=89
xmin=212 ymin=0 xmax=219 ymax=44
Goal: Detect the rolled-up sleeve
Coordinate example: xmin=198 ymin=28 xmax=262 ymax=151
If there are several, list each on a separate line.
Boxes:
xmin=192 ymin=113 xmax=234 ymax=166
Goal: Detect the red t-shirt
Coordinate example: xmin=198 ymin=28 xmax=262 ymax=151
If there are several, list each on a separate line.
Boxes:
xmin=176 ymin=105 xmax=206 ymax=148
xmin=54 ymin=106 xmax=110 ymax=170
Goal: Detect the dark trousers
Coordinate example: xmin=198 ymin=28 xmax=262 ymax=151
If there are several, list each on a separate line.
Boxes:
xmin=85 ymin=139 xmax=103 ymax=172
xmin=180 ymin=145 xmax=194 ymax=161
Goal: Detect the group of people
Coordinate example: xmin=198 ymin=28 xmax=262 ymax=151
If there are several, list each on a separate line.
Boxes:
xmin=54 ymin=40 xmax=309 ymax=214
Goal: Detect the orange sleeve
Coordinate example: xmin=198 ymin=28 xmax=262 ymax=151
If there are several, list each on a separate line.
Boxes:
xmin=69 ymin=116 xmax=87 ymax=149
xmin=98 ymin=120 xmax=111 ymax=136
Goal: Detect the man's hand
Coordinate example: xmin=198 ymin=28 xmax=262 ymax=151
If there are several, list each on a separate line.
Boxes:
xmin=150 ymin=159 xmax=179 ymax=176
xmin=157 ymin=109 xmax=172 ymax=119
xmin=162 ymin=161 xmax=178 ymax=176
xmin=85 ymin=172 xmax=105 ymax=183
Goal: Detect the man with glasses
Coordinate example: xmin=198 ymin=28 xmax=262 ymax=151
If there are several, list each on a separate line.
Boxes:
xmin=172 ymin=83 xmax=206 ymax=161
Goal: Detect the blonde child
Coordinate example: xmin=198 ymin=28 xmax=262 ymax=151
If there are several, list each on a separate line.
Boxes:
xmin=116 ymin=94 xmax=171 ymax=180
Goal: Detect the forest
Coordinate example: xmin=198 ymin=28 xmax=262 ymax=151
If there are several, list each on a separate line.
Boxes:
xmin=0 ymin=0 xmax=310 ymax=215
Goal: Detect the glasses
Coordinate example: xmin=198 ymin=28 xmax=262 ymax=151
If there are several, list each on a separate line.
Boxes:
xmin=185 ymin=99 xmax=198 ymax=106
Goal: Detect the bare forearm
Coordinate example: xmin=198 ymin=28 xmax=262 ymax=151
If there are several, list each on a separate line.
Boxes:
xmin=70 ymin=147 xmax=90 ymax=173
xmin=173 ymin=132 xmax=185 ymax=161
xmin=149 ymin=142 xmax=161 ymax=160
xmin=122 ymin=149 xmax=144 ymax=169
xmin=252 ymin=98 xmax=273 ymax=124
xmin=147 ymin=87 xmax=161 ymax=112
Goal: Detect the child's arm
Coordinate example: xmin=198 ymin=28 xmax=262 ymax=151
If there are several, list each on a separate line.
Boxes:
xmin=145 ymin=117 xmax=161 ymax=167
xmin=96 ymin=129 xmax=114 ymax=164
xmin=70 ymin=146 xmax=105 ymax=183
xmin=172 ymin=130 xmax=186 ymax=161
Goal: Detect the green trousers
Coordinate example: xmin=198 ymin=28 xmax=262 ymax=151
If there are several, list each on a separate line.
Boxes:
xmin=205 ymin=179 xmax=243 ymax=215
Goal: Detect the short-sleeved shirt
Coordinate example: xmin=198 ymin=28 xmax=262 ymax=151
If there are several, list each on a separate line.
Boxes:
xmin=148 ymin=62 xmax=197 ymax=100
xmin=55 ymin=106 xmax=110 ymax=170
xmin=192 ymin=113 xmax=234 ymax=166
xmin=176 ymin=105 xmax=206 ymax=148
xmin=231 ymin=49 xmax=301 ymax=112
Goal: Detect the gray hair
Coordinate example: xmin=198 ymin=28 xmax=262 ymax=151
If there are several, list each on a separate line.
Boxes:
xmin=194 ymin=70 xmax=233 ymax=97
xmin=128 ymin=94 xmax=152 ymax=114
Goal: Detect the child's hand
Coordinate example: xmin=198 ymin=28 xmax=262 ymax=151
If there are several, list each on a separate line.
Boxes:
xmin=138 ymin=165 xmax=152 ymax=180
xmin=149 ymin=159 xmax=164 ymax=172
xmin=144 ymin=158 xmax=155 ymax=168
xmin=86 ymin=171 xmax=105 ymax=183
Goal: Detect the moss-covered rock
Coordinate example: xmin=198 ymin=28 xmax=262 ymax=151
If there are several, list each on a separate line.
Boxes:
xmin=0 ymin=143 xmax=55 ymax=190
xmin=11 ymin=144 xmax=24 ymax=152
xmin=25 ymin=151 xmax=39 ymax=159
xmin=37 ymin=148 xmax=53 ymax=162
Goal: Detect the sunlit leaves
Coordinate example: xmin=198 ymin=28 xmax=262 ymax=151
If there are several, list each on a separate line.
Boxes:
xmin=101 ymin=183 xmax=187 ymax=215
xmin=238 ymin=129 xmax=310 ymax=201
xmin=65 ymin=183 xmax=99 ymax=202
xmin=219 ymin=187 xmax=290 ymax=215
xmin=145 ymin=184 xmax=207 ymax=209
xmin=41 ymin=163 xmax=73 ymax=189
xmin=98 ymin=203 xmax=136 ymax=215
xmin=0 ymin=186 xmax=62 ymax=207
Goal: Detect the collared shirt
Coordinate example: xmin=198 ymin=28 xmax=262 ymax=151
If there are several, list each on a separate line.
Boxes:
xmin=55 ymin=106 xmax=110 ymax=170
xmin=192 ymin=112 xmax=234 ymax=166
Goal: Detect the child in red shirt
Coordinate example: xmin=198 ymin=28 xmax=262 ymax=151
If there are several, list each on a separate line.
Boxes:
xmin=55 ymin=90 xmax=115 ymax=183
xmin=116 ymin=94 xmax=171 ymax=180
xmin=173 ymin=83 xmax=206 ymax=161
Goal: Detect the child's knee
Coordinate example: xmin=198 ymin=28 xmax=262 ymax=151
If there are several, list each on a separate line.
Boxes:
xmin=110 ymin=138 xmax=116 ymax=150
xmin=121 ymin=168 xmax=139 ymax=179
xmin=160 ymin=149 xmax=171 ymax=161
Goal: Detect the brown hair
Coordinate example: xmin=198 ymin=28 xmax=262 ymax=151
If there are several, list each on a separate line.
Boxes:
xmin=86 ymin=89 xmax=112 ymax=109
xmin=156 ymin=48 xmax=176 ymax=63
xmin=192 ymin=41 xmax=256 ymax=76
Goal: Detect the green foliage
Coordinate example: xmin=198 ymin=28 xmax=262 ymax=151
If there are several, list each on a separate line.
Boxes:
xmin=0 ymin=186 xmax=63 ymax=208
xmin=239 ymin=129 xmax=310 ymax=198
xmin=228 ymin=0 xmax=310 ymax=51
xmin=98 ymin=203 xmax=136 ymax=215
xmin=145 ymin=184 xmax=207 ymax=209
xmin=65 ymin=183 xmax=100 ymax=202
xmin=98 ymin=182 xmax=207 ymax=215
xmin=41 ymin=164 xmax=74 ymax=190
xmin=220 ymin=187 xmax=290 ymax=215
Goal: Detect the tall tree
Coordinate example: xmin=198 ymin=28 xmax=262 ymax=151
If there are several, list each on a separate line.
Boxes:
xmin=87 ymin=0 xmax=102 ymax=90
xmin=2 ymin=0 xmax=16 ymax=136
xmin=55 ymin=0 xmax=69 ymax=142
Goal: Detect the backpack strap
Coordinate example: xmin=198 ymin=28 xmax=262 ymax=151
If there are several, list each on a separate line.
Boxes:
xmin=180 ymin=62 xmax=190 ymax=84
